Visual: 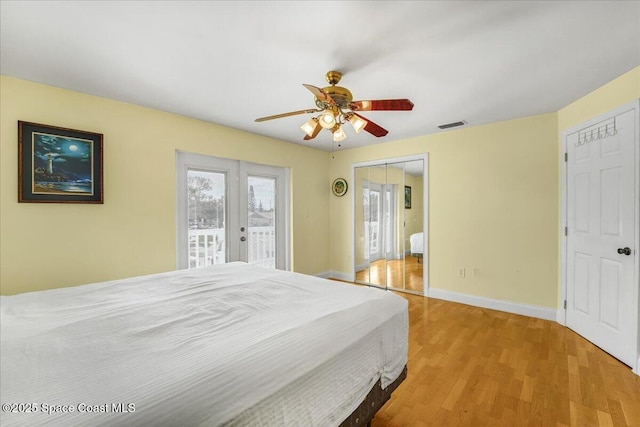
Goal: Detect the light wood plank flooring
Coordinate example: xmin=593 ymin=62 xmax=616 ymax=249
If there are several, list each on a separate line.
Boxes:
xmin=355 ymin=256 xmax=424 ymax=293
xmin=372 ymin=293 xmax=640 ymax=426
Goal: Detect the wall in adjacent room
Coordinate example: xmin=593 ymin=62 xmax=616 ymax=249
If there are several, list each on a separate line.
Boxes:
xmin=0 ymin=76 xmax=330 ymax=295
xmin=403 ymin=172 xmax=424 ymax=252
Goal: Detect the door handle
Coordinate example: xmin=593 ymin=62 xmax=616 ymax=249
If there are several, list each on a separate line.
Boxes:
xmin=617 ymin=247 xmax=631 ymax=256
xmin=240 ymin=236 xmax=246 ymax=242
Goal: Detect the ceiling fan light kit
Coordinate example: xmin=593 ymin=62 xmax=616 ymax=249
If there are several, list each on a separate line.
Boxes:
xmin=319 ymin=110 xmax=337 ymax=129
xmin=332 ymin=125 xmax=346 ymax=142
xmin=347 ymin=113 xmax=367 ymax=133
xmin=255 ymin=71 xmax=414 ymax=145
xmin=300 ymin=117 xmax=321 ymax=138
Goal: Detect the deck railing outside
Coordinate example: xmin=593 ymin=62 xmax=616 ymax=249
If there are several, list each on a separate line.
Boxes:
xmin=189 ymin=226 xmax=275 ymax=269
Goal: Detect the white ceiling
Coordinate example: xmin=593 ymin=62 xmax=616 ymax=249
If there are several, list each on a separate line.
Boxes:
xmin=1 ymin=1 xmax=639 ymax=152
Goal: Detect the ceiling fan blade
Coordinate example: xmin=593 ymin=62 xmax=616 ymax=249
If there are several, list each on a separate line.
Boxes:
xmin=255 ymin=108 xmax=318 ymax=122
xmin=354 ymin=113 xmax=388 ymax=137
xmin=349 ymin=99 xmax=414 ymax=111
xmin=303 ymin=84 xmax=336 ymax=105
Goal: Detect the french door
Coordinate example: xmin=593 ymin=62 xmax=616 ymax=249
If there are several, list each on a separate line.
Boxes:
xmin=364 ymin=182 xmax=383 ymax=262
xmin=363 ymin=182 xmax=398 ymax=263
xmin=176 ymin=151 xmax=289 ymax=270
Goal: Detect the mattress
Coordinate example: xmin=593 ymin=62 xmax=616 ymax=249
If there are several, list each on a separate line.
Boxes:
xmin=410 ymin=232 xmax=424 ymax=254
xmin=1 ymin=262 xmax=408 ymax=426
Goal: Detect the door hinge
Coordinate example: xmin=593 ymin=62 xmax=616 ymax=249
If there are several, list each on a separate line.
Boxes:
xmin=565 ymin=226 xmax=568 ymax=236
xmin=564 ymin=300 xmax=567 ymax=309
xmin=564 ymin=152 xmax=568 ymax=162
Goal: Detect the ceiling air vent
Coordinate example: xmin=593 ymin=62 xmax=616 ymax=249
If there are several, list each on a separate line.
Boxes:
xmin=438 ymin=120 xmax=467 ymax=130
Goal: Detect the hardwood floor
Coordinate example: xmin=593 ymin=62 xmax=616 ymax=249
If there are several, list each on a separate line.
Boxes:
xmin=372 ymin=293 xmax=640 ymax=426
xmin=355 ymin=256 xmax=424 ymax=293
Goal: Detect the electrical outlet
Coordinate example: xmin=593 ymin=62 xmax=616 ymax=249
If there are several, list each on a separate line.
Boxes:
xmin=457 ymin=267 xmax=465 ymax=278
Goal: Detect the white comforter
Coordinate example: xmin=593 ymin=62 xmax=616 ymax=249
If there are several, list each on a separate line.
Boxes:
xmin=1 ymin=262 xmax=408 ymax=426
xmin=410 ymin=232 xmax=424 ymax=254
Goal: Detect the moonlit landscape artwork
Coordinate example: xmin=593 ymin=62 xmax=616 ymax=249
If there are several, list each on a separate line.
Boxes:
xmin=32 ymin=132 xmax=94 ymax=195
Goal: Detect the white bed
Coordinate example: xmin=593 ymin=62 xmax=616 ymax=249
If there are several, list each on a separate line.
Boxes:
xmin=1 ymin=262 xmax=408 ymax=426
xmin=410 ymin=232 xmax=424 ymax=262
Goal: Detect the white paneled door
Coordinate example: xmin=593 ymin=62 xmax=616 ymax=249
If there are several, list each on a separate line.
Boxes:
xmin=565 ymin=103 xmax=638 ymax=367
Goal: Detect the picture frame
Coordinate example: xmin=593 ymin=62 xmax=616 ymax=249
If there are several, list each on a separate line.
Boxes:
xmin=332 ymin=178 xmax=348 ymax=197
xmin=18 ymin=121 xmax=103 ymax=203
xmin=404 ymin=185 xmax=411 ymax=209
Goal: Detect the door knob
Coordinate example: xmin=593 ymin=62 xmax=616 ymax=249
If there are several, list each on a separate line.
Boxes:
xmin=240 ymin=236 xmax=246 ymax=242
xmin=617 ymin=247 xmax=631 ymax=256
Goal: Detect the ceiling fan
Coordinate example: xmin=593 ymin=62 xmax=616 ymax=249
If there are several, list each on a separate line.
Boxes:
xmin=255 ymin=71 xmax=414 ymax=144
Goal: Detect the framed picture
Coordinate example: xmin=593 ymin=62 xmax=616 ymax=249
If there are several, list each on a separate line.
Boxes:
xmin=18 ymin=121 xmax=103 ymax=203
xmin=404 ymin=185 xmax=411 ymax=209
xmin=332 ymin=178 xmax=348 ymax=197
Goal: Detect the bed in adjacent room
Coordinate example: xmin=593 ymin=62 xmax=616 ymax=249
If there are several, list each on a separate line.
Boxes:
xmin=0 ymin=262 xmax=408 ymax=426
xmin=410 ymin=232 xmax=424 ymax=263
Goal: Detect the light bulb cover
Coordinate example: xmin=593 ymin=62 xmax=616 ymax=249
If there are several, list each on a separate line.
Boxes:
xmin=333 ymin=125 xmax=346 ymax=142
xmin=348 ymin=114 xmax=367 ymax=133
xmin=300 ymin=117 xmax=320 ymax=137
xmin=319 ymin=111 xmax=336 ymax=129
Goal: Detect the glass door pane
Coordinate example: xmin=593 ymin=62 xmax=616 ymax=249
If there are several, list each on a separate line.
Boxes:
xmin=354 ymin=167 xmax=370 ymax=284
xmin=353 ymin=156 xmax=427 ymax=295
xmin=369 ymin=188 xmax=381 ymax=261
xmin=247 ymin=175 xmax=276 ymax=268
xmin=187 ymin=170 xmax=226 ymax=268
xmin=384 ymin=164 xmax=404 ymax=291
xmin=357 ymin=165 xmax=386 ymax=289
xmin=403 ymin=160 xmax=424 ymax=294
xmin=369 ymin=166 xmax=386 ymax=288
xmin=177 ymin=152 xmax=289 ymax=271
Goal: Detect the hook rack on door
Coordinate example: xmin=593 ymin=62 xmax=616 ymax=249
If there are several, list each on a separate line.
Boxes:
xmin=575 ymin=117 xmax=617 ymax=147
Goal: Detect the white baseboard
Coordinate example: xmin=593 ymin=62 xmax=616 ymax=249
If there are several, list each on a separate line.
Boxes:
xmin=315 ymin=271 xmax=354 ymax=282
xmin=330 ymin=271 xmax=355 ymax=282
xmin=354 ymin=263 xmax=367 ymax=273
xmin=428 ymin=288 xmax=557 ymax=321
xmin=634 ymin=355 xmax=640 ymax=376
xmin=317 ymin=272 xmax=557 ymax=321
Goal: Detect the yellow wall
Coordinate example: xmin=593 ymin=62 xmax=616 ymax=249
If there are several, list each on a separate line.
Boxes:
xmin=3 ymin=66 xmax=638 ymax=306
xmin=330 ymin=113 xmax=560 ymax=308
xmin=330 ymin=66 xmax=640 ymax=311
xmin=0 ymin=76 xmax=330 ymax=295
xmin=558 ymin=66 xmax=640 ymax=131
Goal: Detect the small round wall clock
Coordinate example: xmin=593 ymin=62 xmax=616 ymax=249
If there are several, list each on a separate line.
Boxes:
xmin=332 ymin=178 xmax=348 ymax=197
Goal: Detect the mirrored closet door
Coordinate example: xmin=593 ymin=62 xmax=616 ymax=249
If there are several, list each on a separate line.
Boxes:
xmin=353 ymin=156 xmax=426 ymax=295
